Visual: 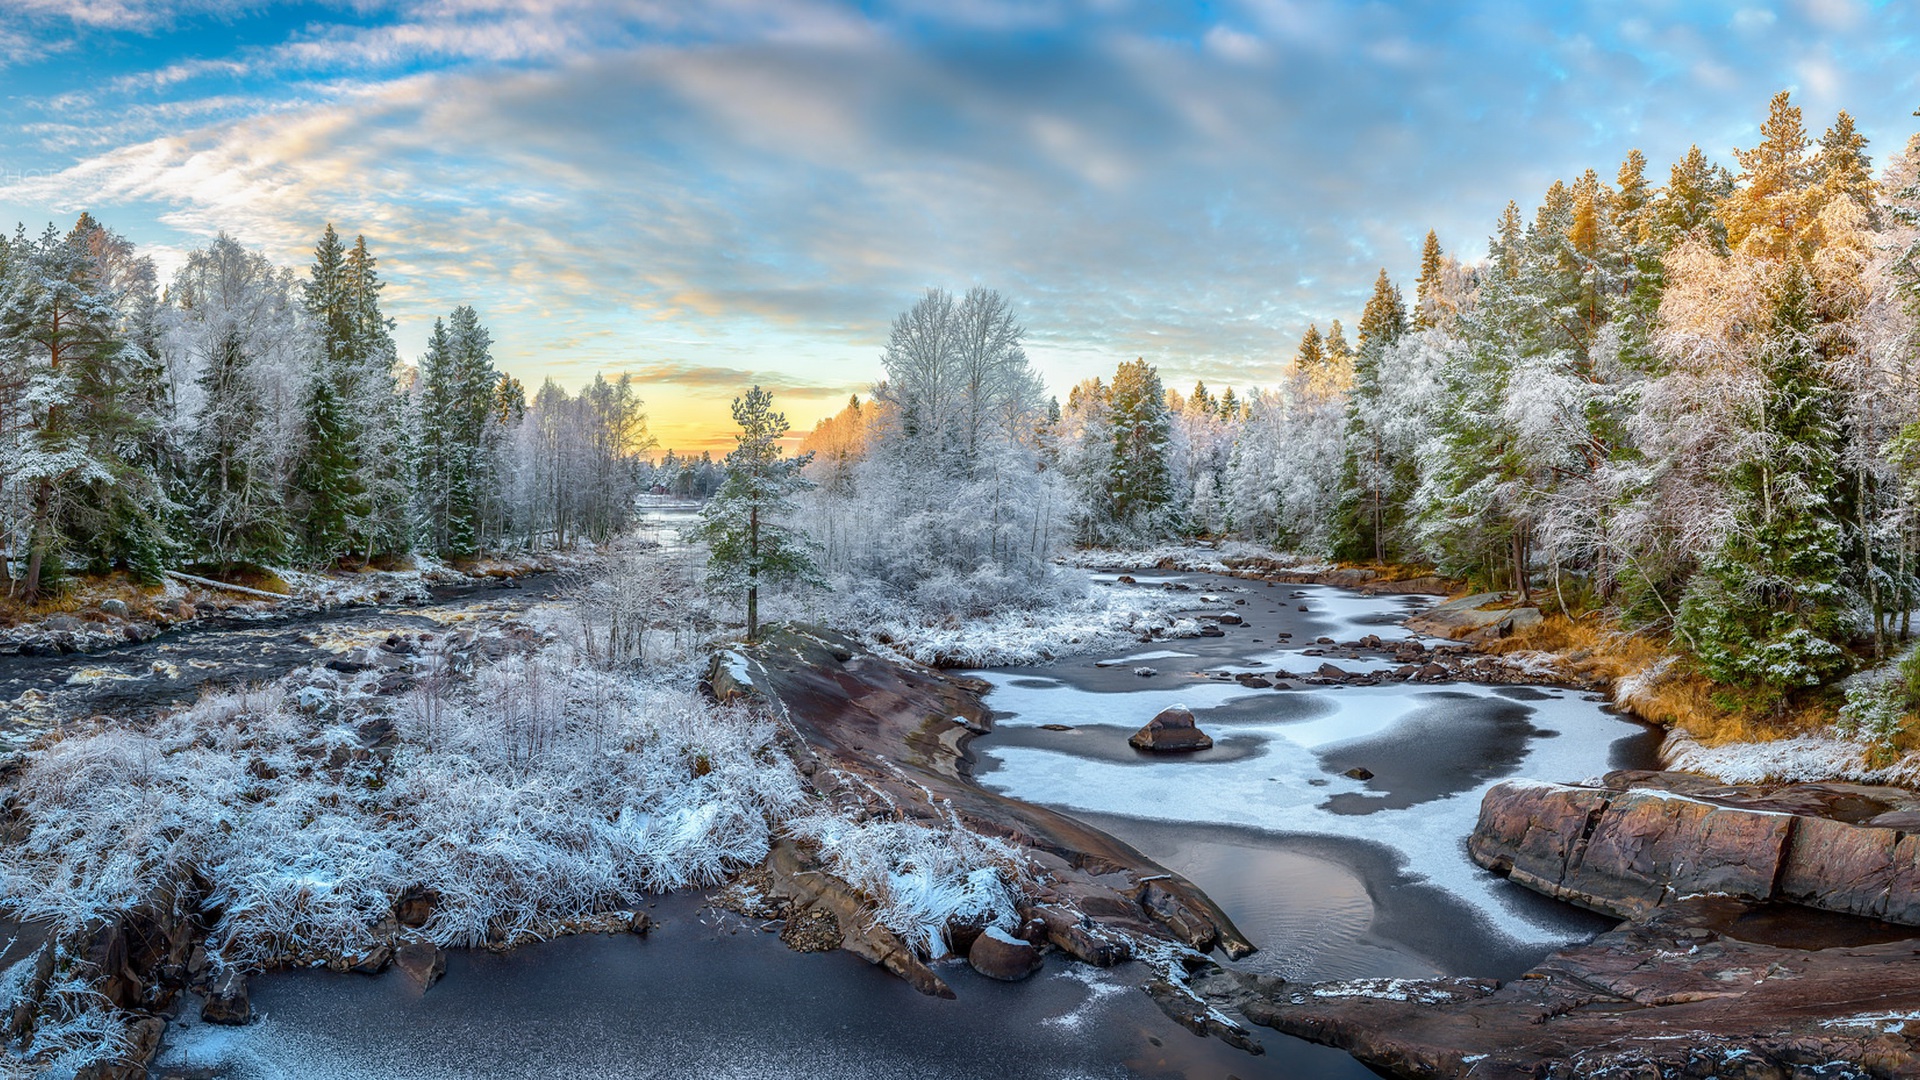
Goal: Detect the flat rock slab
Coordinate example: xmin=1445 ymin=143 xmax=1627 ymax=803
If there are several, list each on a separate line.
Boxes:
xmin=1204 ymin=898 xmax=1920 ymax=1079
xmin=1471 ymin=773 xmax=1920 ymax=927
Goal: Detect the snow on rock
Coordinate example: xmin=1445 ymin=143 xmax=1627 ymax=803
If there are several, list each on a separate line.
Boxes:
xmin=785 ymin=813 xmax=1030 ymax=960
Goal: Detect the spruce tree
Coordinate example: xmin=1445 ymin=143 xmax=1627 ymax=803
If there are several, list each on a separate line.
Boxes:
xmin=1333 ymin=269 xmax=1408 ymax=563
xmin=292 ymin=224 xmax=365 ymax=563
xmin=0 ymin=223 xmax=146 ymax=600
xmin=1677 ymin=261 xmax=1856 ymax=703
xmin=1109 ymin=358 xmax=1175 ymax=535
xmin=1413 ymin=230 xmax=1445 ymax=329
xmin=694 ymin=386 xmax=819 ymax=642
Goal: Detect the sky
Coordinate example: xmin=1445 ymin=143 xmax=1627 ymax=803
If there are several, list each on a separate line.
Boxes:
xmin=1 ymin=1 xmax=1917 ymax=453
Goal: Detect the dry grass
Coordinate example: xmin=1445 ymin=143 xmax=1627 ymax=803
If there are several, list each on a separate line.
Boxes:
xmin=1486 ymin=612 xmax=1836 ymax=745
xmin=0 ymin=572 xmax=167 ymax=627
xmin=1335 ymin=560 xmax=1451 ymax=585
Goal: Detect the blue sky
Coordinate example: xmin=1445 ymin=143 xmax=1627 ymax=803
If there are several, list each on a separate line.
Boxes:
xmin=2 ymin=0 xmax=1917 ymax=450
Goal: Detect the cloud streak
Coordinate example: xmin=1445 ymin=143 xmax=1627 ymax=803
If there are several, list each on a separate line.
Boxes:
xmin=2 ymin=0 xmax=1918 ymax=435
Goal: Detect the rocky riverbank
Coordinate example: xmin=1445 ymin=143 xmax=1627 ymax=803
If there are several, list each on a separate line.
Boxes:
xmin=0 ymin=555 xmax=564 ymax=659
xmin=708 ymin=623 xmax=1270 ymax=1045
xmin=1174 ymin=769 xmax=1920 ymax=1077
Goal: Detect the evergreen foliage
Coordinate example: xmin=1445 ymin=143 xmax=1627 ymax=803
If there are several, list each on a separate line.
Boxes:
xmin=694 ymin=387 xmax=819 ymax=641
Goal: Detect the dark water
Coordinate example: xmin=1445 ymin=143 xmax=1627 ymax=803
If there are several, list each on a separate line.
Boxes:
xmin=85 ymin=563 xmax=1652 ymax=1078
xmin=969 ymin=570 xmax=1663 ymax=987
xmin=158 ymin=895 xmax=1376 ymax=1080
xmin=0 ymin=574 xmax=565 ymax=746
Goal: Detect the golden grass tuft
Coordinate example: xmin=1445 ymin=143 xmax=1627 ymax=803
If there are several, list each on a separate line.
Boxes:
xmin=0 ymin=571 xmax=168 ymax=626
xmin=1336 ymin=560 xmax=1451 ymax=585
xmin=1486 ymin=612 xmax=1835 ymax=746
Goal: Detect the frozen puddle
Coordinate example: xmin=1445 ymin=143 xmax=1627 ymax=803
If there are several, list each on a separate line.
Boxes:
xmin=969 ymin=670 xmax=1652 ymax=969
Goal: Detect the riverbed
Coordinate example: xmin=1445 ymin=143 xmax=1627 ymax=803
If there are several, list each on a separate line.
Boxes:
xmin=969 ymin=570 xmax=1662 ymax=985
xmin=14 ymin=565 xmax=1657 ymax=1078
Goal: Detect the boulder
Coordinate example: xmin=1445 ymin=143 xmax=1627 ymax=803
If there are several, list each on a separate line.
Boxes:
xmin=967 ymin=925 xmax=1042 ymax=981
xmin=395 ymin=940 xmax=447 ymax=990
xmin=201 ymin=968 xmax=250 ymax=1025
xmin=1138 ymin=880 xmax=1220 ymax=952
xmin=348 ymin=943 xmax=392 ymax=974
xmin=1128 ymin=706 xmax=1213 ymax=753
xmin=394 ymin=884 xmax=438 ymax=928
xmin=99 ymin=598 xmax=129 ymax=617
xmin=1212 ymin=897 xmax=1920 ymax=1079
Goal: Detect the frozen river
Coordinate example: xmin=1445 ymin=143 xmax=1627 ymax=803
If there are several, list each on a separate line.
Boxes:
xmin=153 ymin=568 xmax=1657 ymax=1078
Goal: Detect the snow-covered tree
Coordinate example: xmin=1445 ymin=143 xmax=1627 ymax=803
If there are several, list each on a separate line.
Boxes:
xmin=694 ymin=386 xmax=818 ymax=641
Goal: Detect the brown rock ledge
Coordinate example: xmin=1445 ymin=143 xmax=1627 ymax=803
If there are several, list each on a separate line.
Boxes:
xmin=1191 ymin=897 xmax=1920 ymax=1078
xmin=708 ymin=624 xmax=1256 ymax=981
xmin=1469 ymin=772 xmax=1920 ymax=925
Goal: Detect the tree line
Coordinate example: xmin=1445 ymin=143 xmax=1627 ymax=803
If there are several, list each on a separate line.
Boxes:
xmin=0 ymin=218 xmax=653 ymax=600
xmin=780 ymin=91 xmax=1920 ymax=713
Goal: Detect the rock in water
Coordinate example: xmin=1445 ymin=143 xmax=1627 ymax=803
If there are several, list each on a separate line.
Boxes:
xmin=396 ymin=941 xmax=447 ymax=990
xmin=1128 ymin=706 xmax=1213 ymax=753
xmin=201 ymin=968 xmax=250 ymax=1025
xmin=968 ymin=925 xmax=1041 ymax=981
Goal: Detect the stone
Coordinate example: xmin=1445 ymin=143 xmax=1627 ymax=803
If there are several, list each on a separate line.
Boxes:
xmin=99 ymin=598 xmax=129 ymax=617
xmin=1342 ymin=767 xmax=1373 ymax=781
xmin=44 ymin=614 xmax=83 ymax=633
xmin=1209 ymin=898 xmax=1920 ymax=1080
xmin=394 ymin=884 xmax=438 ymax=928
xmin=1215 ymin=613 xmax=1243 ymax=626
xmin=395 ymin=940 xmax=447 ymax=990
xmin=201 ymin=968 xmax=250 ymax=1024
xmin=967 ymin=925 xmax=1042 ymax=981
xmin=1137 ymin=880 xmax=1220 ymax=952
xmin=348 ymin=943 xmax=392 ymax=974
xmin=1314 ymin=663 xmax=1349 ymax=680
xmin=1128 ymin=706 xmax=1214 ymax=753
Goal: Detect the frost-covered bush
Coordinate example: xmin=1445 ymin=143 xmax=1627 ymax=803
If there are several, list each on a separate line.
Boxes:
xmin=791 ymin=572 xmax=1191 ymax=668
xmin=787 ymin=813 xmax=1030 ymax=959
xmin=1837 ymin=644 xmax=1920 ymax=751
xmin=0 ymin=655 xmax=805 ymax=969
xmin=0 ymin=961 xmax=133 ymax=1078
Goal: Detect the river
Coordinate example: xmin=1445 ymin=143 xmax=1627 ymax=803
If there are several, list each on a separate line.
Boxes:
xmin=0 ymin=558 xmax=1658 ymax=1078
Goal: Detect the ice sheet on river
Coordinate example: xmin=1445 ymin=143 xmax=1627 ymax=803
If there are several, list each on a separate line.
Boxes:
xmin=971 ymin=672 xmax=1645 ymax=948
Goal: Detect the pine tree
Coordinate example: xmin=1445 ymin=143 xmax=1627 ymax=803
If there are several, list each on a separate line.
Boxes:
xmin=1295 ymin=324 xmax=1326 ymax=371
xmin=1108 ymin=358 xmax=1175 ymax=535
xmin=1413 ymin=230 xmax=1444 ymax=329
xmin=1724 ymin=91 xmax=1815 ymax=259
xmin=1324 ymin=319 xmax=1353 ymax=369
xmin=1333 ymin=269 xmax=1409 ymax=562
xmin=1676 ymin=260 xmax=1856 ymax=703
xmin=0 ymin=223 xmax=147 ymax=600
xmin=1813 ymin=110 xmax=1875 ymax=220
xmin=694 ymin=386 xmax=819 ymax=642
